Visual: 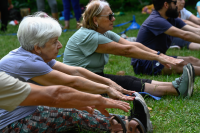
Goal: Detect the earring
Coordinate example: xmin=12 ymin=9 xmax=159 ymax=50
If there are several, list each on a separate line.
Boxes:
xmin=96 ymin=23 xmax=98 ymax=27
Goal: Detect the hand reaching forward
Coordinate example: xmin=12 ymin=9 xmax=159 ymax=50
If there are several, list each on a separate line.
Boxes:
xmin=158 ymin=54 xmax=184 ymax=68
xmin=108 ymin=80 xmax=135 ymax=95
xmin=76 ymin=97 xmax=130 ymax=117
xmin=106 ymin=86 xmax=135 ymax=101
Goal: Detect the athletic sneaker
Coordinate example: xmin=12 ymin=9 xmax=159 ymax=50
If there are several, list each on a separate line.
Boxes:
xmin=186 ymin=63 xmax=195 ymax=96
xmin=169 ymin=45 xmax=181 ymax=49
xmin=172 ymin=65 xmax=192 ymax=97
xmin=130 ymin=96 xmax=153 ymax=132
xmin=132 ymin=92 xmax=145 ymax=104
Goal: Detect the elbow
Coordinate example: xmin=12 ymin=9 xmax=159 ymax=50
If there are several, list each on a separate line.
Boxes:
xmin=181 ymin=32 xmax=191 ymax=41
xmin=71 ymin=67 xmax=86 ymax=76
xmin=66 ymin=76 xmax=83 ymax=89
xmin=46 ymin=86 xmax=71 ymax=106
xmin=117 ymin=46 xmax=133 ymax=56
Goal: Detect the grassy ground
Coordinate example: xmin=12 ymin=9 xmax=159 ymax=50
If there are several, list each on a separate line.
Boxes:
xmin=1 ymin=8 xmax=200 ymax=132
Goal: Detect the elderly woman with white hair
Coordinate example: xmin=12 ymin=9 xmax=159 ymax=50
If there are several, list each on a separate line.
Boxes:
xmin=63 ymin=0 xmax=193 ymax=98
xmin=0 ymin=12 xmax=153 ymax=133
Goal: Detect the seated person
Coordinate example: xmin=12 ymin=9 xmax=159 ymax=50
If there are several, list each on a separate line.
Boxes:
xmin=170 ymin=0 xmax=200 ymax=50
xmin=131 ymin=0 xmax=200 ymax=76
xmin=63 ymin=0 xmax=193 ymax=100
xmin=196 ymin=1 xmax=200 ymax=18
xmin=0 ymin=71 xmax=137 ymax=132
xmin=0 ymin=12 xmax=151 ymax=133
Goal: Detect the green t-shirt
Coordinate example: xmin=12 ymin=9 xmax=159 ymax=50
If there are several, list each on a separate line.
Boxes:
xmin=63 ymin=27 xmax=120 ymax=73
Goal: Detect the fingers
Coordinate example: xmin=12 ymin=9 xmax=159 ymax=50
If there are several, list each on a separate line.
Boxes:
xmin=76 ymin=106 xmax=94 ymax=114
xmin=122 ymin=89 xmax=135 ymax=95
xmin=97 ymin=108 xmax=110 ymax=117
xmin=104 ymin=98 xmax=131 ymax=112
xmin=118 ymin=94 xmax=135 ymax=101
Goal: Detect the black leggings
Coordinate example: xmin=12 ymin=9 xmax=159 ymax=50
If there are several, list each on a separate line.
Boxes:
xmin=96 ymin=72 xmax=152 ymax=92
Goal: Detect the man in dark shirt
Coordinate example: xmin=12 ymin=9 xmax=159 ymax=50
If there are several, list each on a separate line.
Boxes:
xmin=132 ymin=0 xmax=200 ymax=75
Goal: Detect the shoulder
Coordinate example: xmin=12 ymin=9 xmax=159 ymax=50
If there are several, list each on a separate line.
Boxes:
xmin=0 ymin=47 xmax=53 ymax=75
xmin=143 ymin=10 xmax=167 ymax=25
xmin=68 ymin=27 xmax=98 ymax=44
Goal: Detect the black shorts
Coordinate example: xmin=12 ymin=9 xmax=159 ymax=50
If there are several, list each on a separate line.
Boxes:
xmin=96 ymin=72 xmax=152 ymax=92
xmin=132 ymin=56 xmax=177 ymax=75
xmin=171 ymin=37 xmax=191 ymax=49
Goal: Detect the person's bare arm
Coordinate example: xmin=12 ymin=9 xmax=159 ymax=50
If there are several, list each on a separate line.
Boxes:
xmin=52 ymin=61 xmax=135 ymax=96
xmin=118 ymin=37 xmax=158 ymax=54
xmin=95 ymin=41 xmax=182 ymax=67
xmin=19 ymin=83 xmax=130 ymax=116
xmin=182 ymin=19 xmax=200 ymax=28
xmin=188 ymin=14 xmax=200 ymax=25
xmin=31 ymin=69 xmax=133 ymax=100
xmin=164 ymin=25 xmax=200 ymax=43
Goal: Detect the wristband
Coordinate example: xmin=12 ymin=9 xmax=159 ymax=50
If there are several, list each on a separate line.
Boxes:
xmin=157 ymin=51 xmax=160 ymax=55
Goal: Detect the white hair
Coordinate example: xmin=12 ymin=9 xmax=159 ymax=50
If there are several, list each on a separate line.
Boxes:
xmin=17 ymin=12 xmax=62 ymax=51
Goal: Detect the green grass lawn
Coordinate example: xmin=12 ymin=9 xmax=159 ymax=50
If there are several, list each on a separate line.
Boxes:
xmin=1 ymin=8 xmax=200 ymax=132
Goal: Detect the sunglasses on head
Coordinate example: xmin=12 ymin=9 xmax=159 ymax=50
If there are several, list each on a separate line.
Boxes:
xmin=99 ymin=13 xmax=115 ymax=21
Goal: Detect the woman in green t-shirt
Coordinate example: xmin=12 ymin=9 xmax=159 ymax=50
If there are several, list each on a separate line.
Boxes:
xmin=63 ymin=0 xmax=194 ymax=98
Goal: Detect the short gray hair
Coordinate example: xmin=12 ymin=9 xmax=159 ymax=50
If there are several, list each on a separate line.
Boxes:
xmin=80 ymin=0 xmax=109 ymax=30
xmin=17 ymin=12 xmax=62 ymax=51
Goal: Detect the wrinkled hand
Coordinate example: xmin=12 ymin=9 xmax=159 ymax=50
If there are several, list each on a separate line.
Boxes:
xmin=75 ymin=97 xmax=131 ymax=117
xmin=158 ymin=54 xmax=184 ymax=69
xmin=107 ymin=86 xmax=135 ymax=101
xmin=95 ymin=97 xmax=130 ymax=117
xmin=76 ymin=106 xmax=95 ymax=114
xmin=109 ymin=80 xmax=135 ymax=95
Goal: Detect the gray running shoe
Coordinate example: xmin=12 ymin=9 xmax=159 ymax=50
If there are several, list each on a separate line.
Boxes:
xmin=186 ymin=63 xmax=195 ymax=97
xmin=172 ymin=66 xmax=192 ymax=97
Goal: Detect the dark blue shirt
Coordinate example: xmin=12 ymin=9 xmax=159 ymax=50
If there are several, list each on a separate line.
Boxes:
xmin=131 ymin=10 xmax=186 ymax=65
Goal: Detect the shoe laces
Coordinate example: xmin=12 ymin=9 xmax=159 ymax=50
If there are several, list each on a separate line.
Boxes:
xmin=176 ymin=75 xmax=183 ymax=85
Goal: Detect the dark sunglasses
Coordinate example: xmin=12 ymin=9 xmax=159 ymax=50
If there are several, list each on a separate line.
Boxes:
xmin=170 ymin=0 xmax=177 ymax=5
xmin=99 ymin=13 xmax=115 ymax=21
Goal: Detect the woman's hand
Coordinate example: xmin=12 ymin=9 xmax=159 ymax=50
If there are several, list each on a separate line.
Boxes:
xmin=106 ymin=86 xmax=135 ymax=101
xmin=76 ymin=97 xmax=131 ymax=117
xmin=109 ymin=80 xmax=135 ymax=95
xmin=157 ymin=54 xmax=184 ymax=68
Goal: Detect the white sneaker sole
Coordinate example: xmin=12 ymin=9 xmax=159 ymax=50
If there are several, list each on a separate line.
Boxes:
xmin=133 ymin=92 xmax=146 ymax=104
xmin=185 ymin=67 xmax=192 ymax=97
xmin=135 ymin=97 xmax=153 ymax=132
xmin=186 ymin=64 xmax=194 ymax=97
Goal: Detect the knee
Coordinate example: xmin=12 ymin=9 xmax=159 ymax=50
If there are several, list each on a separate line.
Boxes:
xmin=172 ymin=63 xmax=184 ymax=73
xmin=187 ymin=56 xmax=199 ymax=63
xmin=49 ymin=2 xmax=57 ymax=9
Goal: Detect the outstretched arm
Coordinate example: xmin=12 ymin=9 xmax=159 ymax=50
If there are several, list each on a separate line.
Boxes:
xmin=31 ymin=69 xmax=134 ymax=101
xmin=95 ymin=40 xmax=183 ymax=68
xmin=20 ymin=83 xmax=130 ymax=116
xmin=52 ymin=61 xmax=135 ymax=97
xmin=188 ymin=14 xmax=200 ymax=25
xmin=182 ymin=19 xmax=200 ymax=28
xmin=165 ymin=25 xmax=200 ymax=43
